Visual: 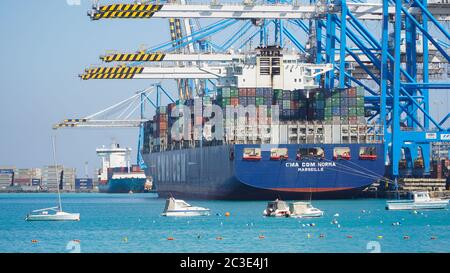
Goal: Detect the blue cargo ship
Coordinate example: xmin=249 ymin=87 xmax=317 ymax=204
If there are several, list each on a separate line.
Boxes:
xmin=144 ymin=143 xmax=385 ymax=200
xmin=142 ymin=47 xmax=386 ymax=200
xmin=97 ymin=143 xmax=149 ymax=193
xmin=97 ymin=172 xmax=147 ymax=193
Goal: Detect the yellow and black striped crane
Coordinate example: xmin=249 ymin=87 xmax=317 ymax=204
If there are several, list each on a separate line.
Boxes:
xmin=80 ymin=65 xmax=144 ymax=80
xmin=90 ymin=3 xmax=163 ymax=20
xmin=53 ymin=88 xmax=156 ymax=129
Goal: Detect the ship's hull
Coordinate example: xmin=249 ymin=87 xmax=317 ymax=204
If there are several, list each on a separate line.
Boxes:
xmin=98 ymin=177 xmax=146 ymax=193
xmin=144 ymin=144 xmax=386 ymax=200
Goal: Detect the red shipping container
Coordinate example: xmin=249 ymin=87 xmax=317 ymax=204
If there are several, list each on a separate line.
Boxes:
xmin=238 ymin=88 xmax=247 ymax=97
xmin=247 ymin=88 xmax=256 ymax=97
xmin=194 ymin=116 xmax=203 ymax=125
xmin=14 ymin=178 xmax=31 ymax=185
xmin=231 ymin=98 xmax=239 ymax=106
xmin=437 ymin=163 xmax=442 ymax=179
xmin=291 ymin=101 xmax=299 ymax=109
xmin=348 ymin=88 xmax=357 ymax=97
xmin=158 ymin=122 xmax=168 ymax=130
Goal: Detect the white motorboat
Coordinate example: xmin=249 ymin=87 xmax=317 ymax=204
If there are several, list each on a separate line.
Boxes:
xmin=386 ymin=191 xmax=449 ymax=210
xmin=26 ymin=207 xmax=80 ymax=221
xmin=263 ymin=199 xmax=290 ymax=217
xmin=25 ymin=136 xmax=80 ymax=222
xmin=288 ymin=202 xmax=324 ymax=218
xmin=162 ymin=197 xmax=210 ymax=216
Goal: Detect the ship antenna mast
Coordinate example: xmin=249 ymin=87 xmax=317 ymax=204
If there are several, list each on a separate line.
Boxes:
xmin=52 ymin=135 xmax=63 ymax=212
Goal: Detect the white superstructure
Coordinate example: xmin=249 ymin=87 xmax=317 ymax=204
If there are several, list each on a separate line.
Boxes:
xmin=96 ymin=142 xmax=132 ymax=182
xmin=217 ymin=46 xmax=333 ymax=90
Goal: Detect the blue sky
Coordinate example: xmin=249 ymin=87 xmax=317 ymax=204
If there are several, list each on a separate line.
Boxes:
xmin=0 ymin=0 xmax=448 ymax=176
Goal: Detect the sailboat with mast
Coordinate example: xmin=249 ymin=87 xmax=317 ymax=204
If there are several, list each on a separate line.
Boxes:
xmin=25 ymin=136 xmax=80 ymax=221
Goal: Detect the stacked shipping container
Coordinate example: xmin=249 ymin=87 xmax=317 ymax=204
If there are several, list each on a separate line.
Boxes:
xmin=0 ymin=167 xmax=14 ymax=189
xmin=75 ymin=178 xmax=94 ymax=191
xmin=13 ymin=168 xmax=42 ymax=187
xmin=41 ymin=165 xmax=63 ymax=191
xmin=310 ymin=86 xmax=366 ymax=124
xmin=144 ymin=86 xmax=367 ymax=152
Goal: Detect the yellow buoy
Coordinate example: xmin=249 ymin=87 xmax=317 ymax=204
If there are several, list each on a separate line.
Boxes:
xmin=377 ymin=236 xmax=383 ymax=240
xmin=123 ymin=237 xmax=128 ymax=243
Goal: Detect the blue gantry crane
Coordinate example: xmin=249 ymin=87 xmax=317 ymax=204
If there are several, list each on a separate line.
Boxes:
xmin=61 ymin=0 xmax=450 ymax=184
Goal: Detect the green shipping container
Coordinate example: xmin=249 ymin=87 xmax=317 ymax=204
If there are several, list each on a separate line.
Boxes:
xmin=357 ymin=107 xmax=365 ymax=115
xmin=356 ymin=97 xmax=364 ymax=107
xmin=256 ymin=97 xmax=264 ymax=106
xmin=331 ymin=91 xmax=341 ymax=99
xmin=222 ymin=88 xmax=231 ymax=98
xmin=331 ymin=98 xmax=340 ymax=106
xmin=273 ymin=89 xmax=283 ymax=99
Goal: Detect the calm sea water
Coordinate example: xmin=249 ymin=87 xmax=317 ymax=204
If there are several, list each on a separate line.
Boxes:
xmin=0 ymin=193 xmax=448 ymax=253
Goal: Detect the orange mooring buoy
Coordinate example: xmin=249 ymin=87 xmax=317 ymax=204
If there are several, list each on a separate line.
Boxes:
xmin=31 ymin=240 xmax=38 ymax=243
xmin=216 ymin=236 xmax=223 ymax=240
xmin=167 ymin=237 xmax=175 ymax=241
xmin=225 ymin=212 xmax=230 ymax=217
xmin=258 ymin=235 xmax=265 ymax=239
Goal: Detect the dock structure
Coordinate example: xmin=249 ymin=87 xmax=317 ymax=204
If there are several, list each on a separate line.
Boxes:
xmin=399 ymin=178 xmax=448 ymax=192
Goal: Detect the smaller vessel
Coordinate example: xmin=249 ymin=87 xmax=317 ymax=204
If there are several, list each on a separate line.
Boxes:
xmin=26 ymin=136 xmax=80 ymax=221
xmin=288 ymin=202 xmax=324 ymax=218
xmin=263 ymin=199 xmax=291 ymax=217
xmin=162 ymin=197 xmax=210 ymax=217
xmin=386 ymin=191 xmax=449 ymax=210
xmin=97 ymin=142 xmax=147 ymax=193
xmin=26 ymin=207 xmax=80 ymax=221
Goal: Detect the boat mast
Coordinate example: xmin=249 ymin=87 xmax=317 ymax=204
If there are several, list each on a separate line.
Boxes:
xmin=52 ymin=135 xmax=63 ymax=212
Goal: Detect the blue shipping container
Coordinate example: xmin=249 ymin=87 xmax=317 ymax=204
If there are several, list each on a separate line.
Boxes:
xmin=0 ymin=169 xmax=14 ymax=174
xmin=75 ymin=178 xmax=93 ymax=189
xmin=31 ymin=179 xmax=41 ymax=186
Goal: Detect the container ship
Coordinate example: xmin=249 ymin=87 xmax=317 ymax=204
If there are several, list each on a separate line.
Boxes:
xmin=142 ymin=46 xmax=386 ymax=200
xmin=97 ymin=143 xmax=149 ymax=193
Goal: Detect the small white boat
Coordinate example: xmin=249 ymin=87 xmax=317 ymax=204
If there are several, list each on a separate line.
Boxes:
xmin=26 ymin=207 xmax=80 ymax=221
xmin=162 ymin=197 xmax=210 ymax=217
xmin=288 ymin=202 xmax=324 ymax=218
xmin=25 ymin=136 xmax=80 ymax=222
xmin=386 ymin=191 xmax=449 ymax=210
xmin=263 ymin=199 xmax=291 ymax=217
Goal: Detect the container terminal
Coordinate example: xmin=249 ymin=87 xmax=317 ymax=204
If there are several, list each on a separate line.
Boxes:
xmin=45 ymin=0 xmax=450 ymax=199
